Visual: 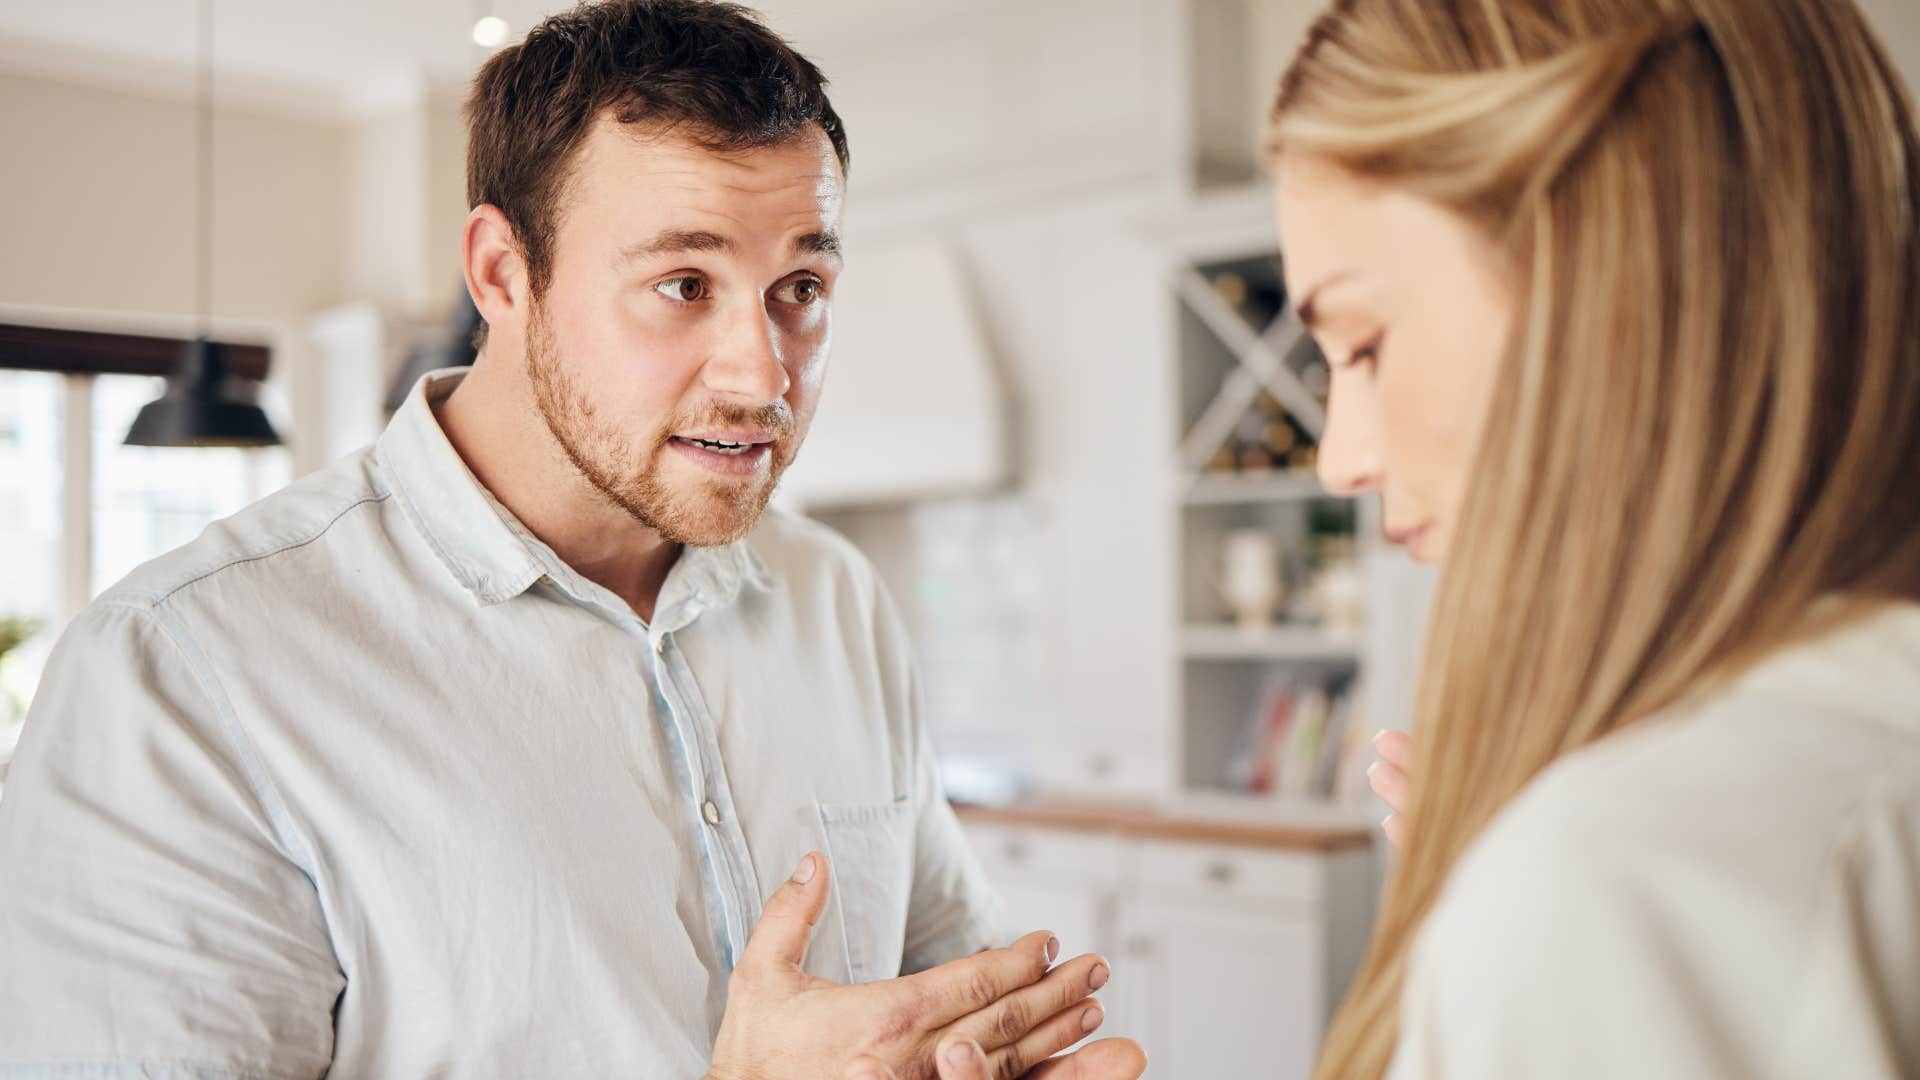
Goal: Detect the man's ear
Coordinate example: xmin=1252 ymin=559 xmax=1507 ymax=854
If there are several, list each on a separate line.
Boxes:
xmin=464 ymin=204 xmax=529 ymax=340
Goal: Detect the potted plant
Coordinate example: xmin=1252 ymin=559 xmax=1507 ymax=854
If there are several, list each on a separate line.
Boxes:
xmin=0 ymin=615 xmax=43 ymax=788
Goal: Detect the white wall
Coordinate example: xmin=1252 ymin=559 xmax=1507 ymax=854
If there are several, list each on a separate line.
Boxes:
xmin=0 ymin=68 xmax=356 ymax=472
xmin=1859 ymin=0 xmax=1920 ymax=90
xmin=0 ymin=70 xmax=350 ymax=325
xmin=769 ymin=0 xmax=1187 ymax=211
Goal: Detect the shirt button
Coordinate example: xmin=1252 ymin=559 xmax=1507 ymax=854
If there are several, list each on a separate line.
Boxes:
xmin=702 ymin=800 xmax=722 ymax=826
xmin=653 ymin=636 xmax=668 ymax=656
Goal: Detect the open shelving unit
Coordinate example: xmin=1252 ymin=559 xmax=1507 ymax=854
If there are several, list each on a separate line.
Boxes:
xmin=1157 ymin=184 xmax=1383 ymax=820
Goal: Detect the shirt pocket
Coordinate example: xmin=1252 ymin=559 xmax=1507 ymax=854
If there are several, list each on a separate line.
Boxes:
xmin=815 ymin=797 xmax=915 ymax=983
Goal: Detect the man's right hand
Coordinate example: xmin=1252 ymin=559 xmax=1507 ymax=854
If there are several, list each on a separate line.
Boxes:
xmin=705 ymin=852 xmax=1119 ymax=1080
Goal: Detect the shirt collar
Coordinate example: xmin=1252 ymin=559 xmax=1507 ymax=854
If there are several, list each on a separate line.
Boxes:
xmin=377 ymin=366 xmax=776 ymax=621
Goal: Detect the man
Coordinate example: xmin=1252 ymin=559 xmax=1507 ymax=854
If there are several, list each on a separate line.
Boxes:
xmin=0 ymin=2 xmax=1143 ymax=1077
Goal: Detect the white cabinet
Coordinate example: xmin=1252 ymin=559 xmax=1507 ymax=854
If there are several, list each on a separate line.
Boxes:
xmin=966 ymin=824 xmax=1126 ymax=960
xmin=961 ymin=818 xmax=1377 ymax=1080
xmin=1116 ymin=900 xmax=1320 ymax=1079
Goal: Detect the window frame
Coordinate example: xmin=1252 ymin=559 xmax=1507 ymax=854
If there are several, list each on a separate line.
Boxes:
xmin=0 ymin=323 xmax=278 ymax=628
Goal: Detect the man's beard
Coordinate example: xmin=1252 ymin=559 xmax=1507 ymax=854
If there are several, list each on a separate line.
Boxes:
xmin=524 ymin=301 xmax=797 ymax=548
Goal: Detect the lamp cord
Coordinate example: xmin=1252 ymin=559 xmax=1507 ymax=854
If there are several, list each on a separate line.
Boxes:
xmin=196 ymin=0 xmax=213 ymax=341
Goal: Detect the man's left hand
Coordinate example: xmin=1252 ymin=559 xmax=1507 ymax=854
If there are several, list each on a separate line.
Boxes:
xmin=843 ymin=1034 xmax=1148 ymax=1080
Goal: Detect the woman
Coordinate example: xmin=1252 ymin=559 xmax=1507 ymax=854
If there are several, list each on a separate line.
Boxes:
xmin=1280 ymin=1 xmax=1920 ymax=1074
xmin=932 ymin=0 xmax=1920 ymax=1076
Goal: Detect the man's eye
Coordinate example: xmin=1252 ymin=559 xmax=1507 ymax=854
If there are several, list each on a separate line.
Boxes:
xmin=777 ymin=277 xmax=824 ymax=305
xmin=655 ymin=276 xmax=709 ymax=302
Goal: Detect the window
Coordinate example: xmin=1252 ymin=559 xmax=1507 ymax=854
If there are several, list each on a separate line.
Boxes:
xmin=0 ymin=367 xmax=289 ymax=786
xmin=0 ymin=371 xmax=66 ymax=772
xmin=92 ymin=374 xmax=289 ymax=594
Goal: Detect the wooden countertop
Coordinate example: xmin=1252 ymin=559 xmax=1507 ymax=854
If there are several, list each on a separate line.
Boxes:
xmin=953 ymin=797 xmax=1377 ymax=853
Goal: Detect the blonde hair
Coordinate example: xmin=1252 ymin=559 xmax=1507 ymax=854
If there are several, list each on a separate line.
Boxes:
xmin=1270 ymin=2 xmax=1920 ymax=1077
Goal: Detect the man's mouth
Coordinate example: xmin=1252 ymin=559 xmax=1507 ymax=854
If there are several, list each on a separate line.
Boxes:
xmin=672 ymin=436 xmax=764 ymax=457
xmin=666 ymin=430 xmax=782 ymax=476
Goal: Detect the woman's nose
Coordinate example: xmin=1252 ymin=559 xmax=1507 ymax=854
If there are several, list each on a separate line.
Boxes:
xmin=1315 ymin=373 xmax=1384 ymax=496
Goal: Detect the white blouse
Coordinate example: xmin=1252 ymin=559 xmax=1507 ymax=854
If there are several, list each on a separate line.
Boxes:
xmin=1388 ymin=602 xmax=1920 ymax=1079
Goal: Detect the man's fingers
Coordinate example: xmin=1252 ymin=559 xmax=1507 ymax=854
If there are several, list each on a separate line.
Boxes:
xmin=844 ymin=1056 xmax=901 ymax=1080
xmin=933 ymin=1037 xmax=993 ymax=1080
xmin=898 ymin=930 xmax=1056 ymax=1028
xmin=946 ymin=953 xmax=1109 ymax=1053
xmin=982 ymin=997 xmax=1107 ymax=1079
xmin=736 ymin=852 xmax=833 ymax=974
xmin=1367 ymin=759 xmax=1409 ymax=813
xmin=1022 ymin=1038 xmax=1148 ymax=1080
xmin=1373 ymin=729 xmax=1413 ymax=770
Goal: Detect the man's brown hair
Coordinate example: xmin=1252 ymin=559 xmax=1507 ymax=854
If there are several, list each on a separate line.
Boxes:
xmin=465 ymin=0 xmax=850 ymax=296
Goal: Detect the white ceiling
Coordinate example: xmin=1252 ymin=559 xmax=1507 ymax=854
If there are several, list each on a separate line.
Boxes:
xmin=0 ymin=0 xmax=923 ymax=115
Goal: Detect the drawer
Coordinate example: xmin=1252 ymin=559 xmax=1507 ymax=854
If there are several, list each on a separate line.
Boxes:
xmin=1135 ymin=839 xmax=1327 ymax=910
xmin=962 ymin=823 xmax=1129 ymax=888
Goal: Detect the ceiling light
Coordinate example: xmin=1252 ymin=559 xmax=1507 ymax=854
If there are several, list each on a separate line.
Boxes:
xmin=125 ymin=0 xmax=280 ymax=448
xmin=472 ymin=15 xmax=510 ymax=48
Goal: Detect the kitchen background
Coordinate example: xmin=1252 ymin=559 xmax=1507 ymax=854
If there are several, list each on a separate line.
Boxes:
xmin=3 ymin=1 xmax=1917 ymax=1075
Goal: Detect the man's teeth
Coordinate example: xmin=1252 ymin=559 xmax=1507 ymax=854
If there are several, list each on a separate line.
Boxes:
xmin=685 ymin=437 xmax=755 ymax=455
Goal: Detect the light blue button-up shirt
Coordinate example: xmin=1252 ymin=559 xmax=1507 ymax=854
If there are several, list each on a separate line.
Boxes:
xmin=0 ymin=369 xmax=1004 ymax=1077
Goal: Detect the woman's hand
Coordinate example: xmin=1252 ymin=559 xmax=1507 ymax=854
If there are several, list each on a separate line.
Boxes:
xmin=1367 ymin=730 xmax=1414 ymax=847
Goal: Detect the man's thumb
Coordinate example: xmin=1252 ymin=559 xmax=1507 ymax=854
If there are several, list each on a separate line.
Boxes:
xmin=934 ymin=1038 xmax=992 ymax=1080
xmin=738 ymin=852 xmax=832 ymax=973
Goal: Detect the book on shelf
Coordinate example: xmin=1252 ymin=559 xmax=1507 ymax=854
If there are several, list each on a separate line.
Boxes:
xmin=1227 ymin=675 xmax=1373 ymax=805
xmin=1231 ymin=685 xmax=1288 ymax=793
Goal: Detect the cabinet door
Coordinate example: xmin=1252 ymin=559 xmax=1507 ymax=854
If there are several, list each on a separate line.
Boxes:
xmin=961 ymin=824 xmax=1120 ymax=957
xmin=1116 ymin=900 xmax=1323 ymax=1080
xmin=995 ymin=877 xmax=1105 ymax=967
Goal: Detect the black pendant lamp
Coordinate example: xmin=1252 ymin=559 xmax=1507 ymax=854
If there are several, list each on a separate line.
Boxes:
xmin=125 ymin=0 xmax=281 ymax=449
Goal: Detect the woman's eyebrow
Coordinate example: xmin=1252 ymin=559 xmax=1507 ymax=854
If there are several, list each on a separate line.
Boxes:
xmin=1293 ymin=270 xmax=1358 ymax=330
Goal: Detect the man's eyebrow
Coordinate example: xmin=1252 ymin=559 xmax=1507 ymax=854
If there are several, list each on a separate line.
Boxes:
xmin=793 ymin=230 xmax=842 ymax=259
xmin=618 ymin=228 xmax=736 ymax=263
xmin=614 ymin=228 xmax=842 ymax=264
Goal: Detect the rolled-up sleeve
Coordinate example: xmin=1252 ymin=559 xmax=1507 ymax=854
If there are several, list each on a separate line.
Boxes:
xmin=0 ymin=600 xmax=341 ymax=1078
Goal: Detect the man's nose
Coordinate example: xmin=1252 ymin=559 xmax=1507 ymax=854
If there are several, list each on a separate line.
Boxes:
xmin=702 ymin=305 xmax=792 ymax=404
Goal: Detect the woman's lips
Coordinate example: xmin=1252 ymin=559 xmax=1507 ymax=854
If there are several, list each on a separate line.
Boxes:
xmin=1387 ymin=522 xmax=1433 ymax=560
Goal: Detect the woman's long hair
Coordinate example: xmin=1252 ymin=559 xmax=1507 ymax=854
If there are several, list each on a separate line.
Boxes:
xmin=1270 ymin=2 xmax=1920 ymax=1076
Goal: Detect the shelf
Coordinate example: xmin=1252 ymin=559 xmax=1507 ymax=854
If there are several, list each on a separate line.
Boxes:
xmin=1181 ymin=624 xmax=1362 ymax=662
xmin=954 ymin=793 xmax=1376 ymax=851
xmin=1172 ymin=267 xmax=1325 ymax=457
xmin=1183 ymin=470 xmax=1326 ymax=505
xmin=1170 ymin=789 xmax=1384 ymax=833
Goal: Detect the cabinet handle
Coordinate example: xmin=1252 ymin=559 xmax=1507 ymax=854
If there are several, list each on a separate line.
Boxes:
xmin=1125 ymin=936 xmax=1156 ymax=957
xmin=1004 ymin=839 xmax=1031 ymax=862
xmin=1205 ymin=861 xmax=1238 ymax=886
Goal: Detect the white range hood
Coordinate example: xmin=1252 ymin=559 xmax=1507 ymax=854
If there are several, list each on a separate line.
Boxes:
xmin=779 ymin=237 xmax=1012 ymax=508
